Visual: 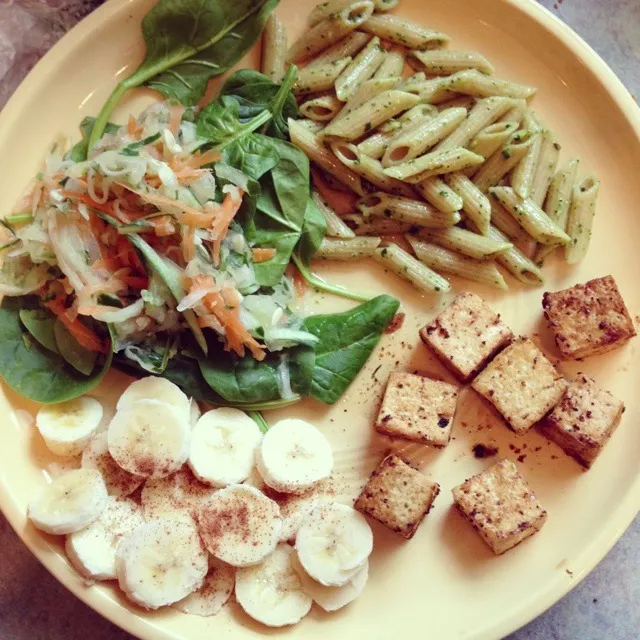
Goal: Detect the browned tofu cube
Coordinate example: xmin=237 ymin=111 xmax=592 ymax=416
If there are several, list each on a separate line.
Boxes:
xmin=539 ymin=375 xmax=624 ymax=468
xmin=472 ymin=337 xmax=567 ymax=434
xmin=375 ymin=372 xmax=459 ymax=446
xmin=420 ymin=292 xmax=513 ymax=382
xmin=452 ymin=459 xmax=547 ymax=555
xmin=542 ymin=275 xmax=636 ymax=360
xmin=355 ymin=454 xmax=440 ymax=539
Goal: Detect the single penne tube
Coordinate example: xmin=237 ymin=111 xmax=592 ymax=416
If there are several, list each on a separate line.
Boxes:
xmin=397 ymin=77 xmax=458 ymax=104
xmin=373 ymin=47 xmax=406 ymax=79
xmin=311 ymin=191 xmax=356 ymax=238
xmin=300 ymin=93 xmax=344 ymax=121
xmin=294 ymin=57 xmax=353 ymax=95
xmin=489 ymin=186 xmax=571 ymax=245
xmin=444 ymin=69 xmax=537 ymax=100
xmin=382 ymin=107 xmax=467 ymax=167
xmin=407 ymin=237 xmax=508 ymax=290
xmin=489 ymin=199 xmax=534 ymax=244
xmin=321 ymin=90 xmax=420 ymax=140
xmin=384 ymin=147 xmax=484 ymax=183
xmin=485 ymin=224 xmax=544 ymax=285
xmin=373 ymin=243 xmax=451 ymax=294
xmin=417 ymin=226 xmax=512 ymax=259
xmin=361 ymin=14 xmax=450 ymax=49
xmin=435 ymin=96 xmax=514 ymax=151
xmin=522 ymin=109 xmax=542 ymax=132
xmin=510 ymin=128 xmax=543 ymax=199
xmin=472 ymin=129 xmax=536 ymax=193
xmin=296 ymin=118 xmax=326 ymax=134
xmin=415 ymin=176 xmax=463 ymax=213
xmin=287 ymin=1 xmax=374 ymax=62
xmin=357 ymin=192 xmax=461 ymax=227
xmin=334 ymin=36 xmax=386 ymax=101
xmin=468 ymin=121 xmax=518 ymax=160
xmin=309 ymin=0 xmax=360 ymax=25
xmin=436 ymin=95 xmax=476 ymax=111
xmin=316 ymin=236 xmax=381 ymax=258
xmin=289 ymin=119 xmax=366 ymax=195
xmin=330 ymin=141 xmax=416 ymax=197
xmin=396 ymin=71 xmax=426 ymax=87
xmin=564 ymin=174 xmax=600 ymax=264
xmin=372 ymin=0 xmax=399 ymax=10
xmin=498 ymin=98 xmax=527 ymax=125
xmin=530 ymin=130 xmax=561 ymax=206
xmin=262 ymin=14 xmax=288 ymax=83
xmin=332 ymin=76 xmax=399 ymax=124
xmin=410 ymin=50 xmax=494 ymax=75
xmin=343 ymin=213 xmax=412 ymax=235
xmin=544 ymin=157 xmax=580 ymax=228
xmin=444 ymin=171 xmax=491 ymax=234
xmin=306 ymin=31 xmax=372 ymax=67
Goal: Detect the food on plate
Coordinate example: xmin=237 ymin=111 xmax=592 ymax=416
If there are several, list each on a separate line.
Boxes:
xmin=115 ymin=518 xmax=208 ymax=610
xmin=542 ymin=275 xmax=636 ymax=360
xmin=36 ymin=396 xmax=103 ymax=457
xmin=420 ymin=291 xmax=514 ymax=382
xmin=117 ymin=376 xmax=190 ymax=421
xmin=256 ymin=418 xmax=333 ymax=493
xmin=452 ymin=458 xmax=547 ymax=555
xmin=375 ymin=372 xmax=459 ymax=446
xmin=471 ymin=336 xmax=567 ymax=435
xmin=28 ymin=468 xmax=108 ymax=535
xmin=65 ymin=496 xmax=144 ymax=580
xmin=188 ymin=408 xmax=263 ymax=487
xmin=539 ymin=375 xmax=625 ymax=469
xmin=355 ymin=454 xmax=440 ymax=539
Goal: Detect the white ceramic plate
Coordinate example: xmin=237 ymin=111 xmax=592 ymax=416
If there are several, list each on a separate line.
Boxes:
xmin=1 ymin=0 xmax=639 ymax=638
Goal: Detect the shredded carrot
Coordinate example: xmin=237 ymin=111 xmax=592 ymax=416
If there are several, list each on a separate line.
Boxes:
xmin=182 ymin=225 xmax=196 ymax=262
xmin=286 ymin=264 xmax=308 ymax=298
xmin=252 ymin=247 xmax=276 ymax=263
xmin=168 ymin=104 xmax=185 ymax=136
xmin=310 ymin=168 xmax=357 ymax=216
xmin=61 ymin=191 xmax=114 ymax=216
xmin=127 ymin=114 xmax=137 ymax=136
xmin=44 ymin=298 xmax=108 ymax=354
xmin=121 ymin=275 xmax=149 ymax=289
xmin=186 ymin=148 xmax=221 ymax=170
xmin=211 ymin=191 xmax=244 ymax=264
xmin=151 ymin=216 xmax=176 ymax=237
xmin=116 ymin=236 xmax=145 ymax=274
xmin=91 ymin=257 xmax=121 ymax=271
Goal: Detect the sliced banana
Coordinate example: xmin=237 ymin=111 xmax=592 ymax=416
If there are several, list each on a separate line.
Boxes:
xmin=197 ymin=484 xmax=281 ymax=567
xmin=116 ymin=518 xmax=208 ymax=610
xmin=28 ymin=468 xmax=108 ymax=535
xmin=292 ymin=553 xmax=369 ymax=612
xmin=256 ymin=418 xmax=333 ymax=494
xmin=81 ymin=432 xmax=143 ymax=497
xmin=172 ymin=557 xmax=235 ymax=616
xmin=117 ymin=376 xmax=190 ymax=422
xmin=236 ymin=544 xmax=312 ymax=627
xmin=295 ymin=503 xmax=373 ymax=587
xmin=142 ymin=467 xmax=218 ymax=525
xmin=189 ymin=398 xmax=201 ymax=428
xmin=277 ymin=491 xmax=322 ymax=543
xmin=65 ymin=497 xmax=144 ymax=580
xmin=188 ymin=408 xmax=262 ymax=488
xmin=107 ymin=399 xmax=190 ymax=479
xmin=36 ymin=397 xmax=103 ymax=457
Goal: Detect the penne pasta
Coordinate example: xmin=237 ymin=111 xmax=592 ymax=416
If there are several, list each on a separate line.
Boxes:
xmin=332 ymin=76 xmax=399 ymax=124
xmin=299 ymin=93 xmax=344 ymax=121
xmin=321 ymin=90 xmax=419 ymax=140
xmin=306 ymin=31 xmax=372 ymax=68
xmin=415 ymin=177 xmax=463 ymax=213
xmin=343 ymin=214 xmax=413 ymax=235
xmin=287 ymin=1 xmax=374 ymax=63
xmin=485 ymin=224 xmax=545 ymax=285
xmin=436 ymin=95 xmax=477 ymax=111
xmin=309 ymin=0 xmax=360 ymax=25
xmin=443 ymin=69 xmax=537 ymax=100
xmin=498 ymin=98 xmax=527 ymax=125
xmin=334 ymin=36 xmax=386 ymax=101
xmin=417 ymin=226 xmax=512 ymax=260
xmin=289 ymin=119 xmax=366 ymax=195
xmin=382 ymin=107 xmax=468 ymax=167
xmin=294 ymin=57 xmax=353 ymax=95
xmin=311 ymin=191 xmax=356 ymax=238
xmin=468 ymin=121 xmax=518 ymax=160
xmin=384 ymin=147 xmax=484 ymax=183
xmin=489 ymin=186 xmax=571 ymax=246
xmin=261 ymin=14 xmax=288 ymax=83
xmin=373 ymin=47 xmax=406 ymax=79
xmin=564 ymin=174 xmax=600 ymax=264
xmin=296 ymin=118 xmax=326 ymax=134
xmin=330 ymin=141 xmax=417 ymax=197
xmin=410 ymin=50 xmax=494 ymax=76
xmin=510 ymin=128 xmax=543 ymax=199
xmin=396 ymin=76 xmax=458 ymax=104
xmin=372 ymin=0 xmax=399 ymax=10
xmin=530 ymin=129 xmax=561 ymax=206
xmin=435 ymin=96 xmax=514 ymax=151
xmin=361 ymin=14 xmax=450 ymax=49
xmin=373 ymin=243 xmax=451 ymax=294
xmin=444 ymin=171 xmax=491 ymax=234
xmin=489 ymin=199 xmax=534 ymax=244
xmin=316 ymin=236 xmax=381 ymax=258
xmin=407 ymin=237 xmax=508 ymax=290
xmin=357 ymin=192 xmax=461 ymax=227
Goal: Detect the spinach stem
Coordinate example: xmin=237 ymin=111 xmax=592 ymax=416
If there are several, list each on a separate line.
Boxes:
xmin=88 ymin=81 xmax=129 ymax=152
xmin=248 ymin=411 xmax=269 ymax=433
xmin=292 ymin=254 xmax=371 ymax=303
xmin=267 ymin=65 xmax=298 ymax=124
xmin=217 ymin=110 xmax=273 ymax=150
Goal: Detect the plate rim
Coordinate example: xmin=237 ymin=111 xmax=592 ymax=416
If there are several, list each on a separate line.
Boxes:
xmin=0 ymin=0 xmax=639 ymax=638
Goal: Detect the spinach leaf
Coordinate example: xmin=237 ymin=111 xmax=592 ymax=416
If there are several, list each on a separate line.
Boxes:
xmin=123 ymin=339 xmax=172 ymax=375
xmin=248 ymin=411 xmax=269 ymax=433
xmin=221 ymin=134 xmax=280 ymax=181
xmin=0 ymin=297 xmax=112 ymax=404
xmin=297 ymin=197 xmax=327 ymax=264
xmin=68 ymin=117 xmax=120 ymax=162
xmin=89 ymin=0 xmax=279 ymax=149
xmin=303 ymin=295 xmax=400 ymax=404
xmin=19 ymin=309 xmax=59 ymax=354
xmin=54 ymin=320 xmax=98 ymax=376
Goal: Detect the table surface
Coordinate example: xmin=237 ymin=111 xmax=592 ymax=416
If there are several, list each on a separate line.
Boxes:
xmin=1 ymin=0 xmax=639 ymax=639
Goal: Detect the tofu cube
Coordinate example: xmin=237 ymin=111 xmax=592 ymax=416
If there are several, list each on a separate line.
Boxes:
xmin=452 ymin=459 xmax=547 ymax=555
xmin=420 ymin=292 xmax=513 ymax=382
xmin=375 ymin=372 xmax=459 ymax=446
xmin=540 ymin=375 xmax=624 ymax=468
xmin=472 ymin=337 xmax=567 ymax=434
xmin=355 ymin=454 xmax=440 ymax=539
xmin=542 ymin=275 xmax=636 ymax=360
